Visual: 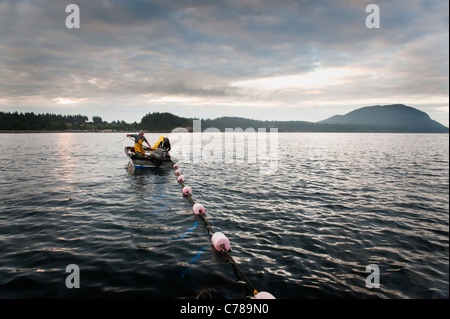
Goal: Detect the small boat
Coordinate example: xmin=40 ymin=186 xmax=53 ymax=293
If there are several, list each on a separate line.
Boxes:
xmin=124 ymin=146 xmax=177 ymax=169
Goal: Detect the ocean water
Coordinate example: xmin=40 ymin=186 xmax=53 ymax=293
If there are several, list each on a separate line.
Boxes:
xmin=0 ymin=132 xmax=448 ymax=299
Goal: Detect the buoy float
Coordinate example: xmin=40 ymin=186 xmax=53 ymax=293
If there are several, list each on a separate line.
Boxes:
xmin=182 ymin=186 xmax=192 ymax=196
xmin=254 ymin=291 xmax=276 ymax=299
xmin=211 ymin=232 xmax=231 ymax=252
xmin=192 ymin=203 xmax=205 ymax=215
xmin=175 ymin=164 xmax=273 ymax=298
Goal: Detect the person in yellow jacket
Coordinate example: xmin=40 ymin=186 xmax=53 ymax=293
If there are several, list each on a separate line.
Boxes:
xmin=152 ymin=135 xmax=165 ymax=150
xmin=127 ymin=130 xmax=152 ymax=157
xmin=152 ymin=136 xmax=172 ymax=158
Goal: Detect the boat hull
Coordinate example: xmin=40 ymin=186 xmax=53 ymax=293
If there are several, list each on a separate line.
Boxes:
xmin=124 ymin=146 xmax=177 ymax=169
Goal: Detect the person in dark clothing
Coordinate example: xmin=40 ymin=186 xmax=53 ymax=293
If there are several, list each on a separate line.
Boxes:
xmin=154 ymin=136 xmax=171 ymax=158
xmin=161 ymin=137 xmax=171 ymax=152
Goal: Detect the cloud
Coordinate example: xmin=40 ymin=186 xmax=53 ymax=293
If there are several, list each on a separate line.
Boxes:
xmin=0 ymin=0 xmax=448 ymax=125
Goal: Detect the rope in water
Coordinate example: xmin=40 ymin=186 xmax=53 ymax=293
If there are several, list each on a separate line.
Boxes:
xmin=117 ymin=136 xmax=135 ymax=143
xmin=173 ymin=164 xmax=275 ymax=299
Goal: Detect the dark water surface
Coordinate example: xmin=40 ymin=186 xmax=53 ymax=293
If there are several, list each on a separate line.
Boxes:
xmin=0 ymin=133 xmax=448 ymax=298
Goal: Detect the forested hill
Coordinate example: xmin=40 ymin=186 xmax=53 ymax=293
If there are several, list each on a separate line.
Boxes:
xmin=137 ymin=105 xmax=450 ymax=133
xmin=1 ymin=104 xmax=448 ymax=133
xmin=318 ymin=104 xmax=448 ymax=133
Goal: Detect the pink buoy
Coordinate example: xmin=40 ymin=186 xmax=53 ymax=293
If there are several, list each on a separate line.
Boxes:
xmin=173 ymin=164 xmax=179 ymax=170
xmin=177 ymin=175 xmax=185 ymax=183
xmin=192 ymin=203 xmax=205 ymax=215
xmin=254 ymin=291 xmax=276 ymax=299
xmin=182 ymin=186 xmax=192 ymax=196
xmin=211 ymin=232 xmax=231 ymax=252
xmin=174 ymin=169 xmax=181 ymax=176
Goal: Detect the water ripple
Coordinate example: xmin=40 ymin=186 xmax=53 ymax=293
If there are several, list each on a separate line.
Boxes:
xmin=0 ymin=133 xmax=448 ymax=298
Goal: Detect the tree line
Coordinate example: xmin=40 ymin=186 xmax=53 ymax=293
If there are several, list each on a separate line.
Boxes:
xmin=0 ymin=111 xmax=190 ymax=132
xmin=0 ymin=111 xmax=140 ymax=131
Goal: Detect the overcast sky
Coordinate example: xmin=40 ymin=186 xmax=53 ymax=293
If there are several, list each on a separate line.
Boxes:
xmin=0 ymin=0 xmax=448 ymax=126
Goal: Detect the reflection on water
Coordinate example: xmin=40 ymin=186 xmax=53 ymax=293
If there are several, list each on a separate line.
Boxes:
xmin=0 ymin=133 xmax=448 ymax=299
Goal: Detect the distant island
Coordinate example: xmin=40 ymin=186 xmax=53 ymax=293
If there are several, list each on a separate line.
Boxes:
xmin=318 ymin=104 xmax=448 ymax=133
xmin=0 ymin=104 xmax=448 ymax=133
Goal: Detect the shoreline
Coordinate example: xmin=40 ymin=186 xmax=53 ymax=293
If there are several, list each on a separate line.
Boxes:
xmin=0 ymin=130 xmax=448 ymax=134
xmin=0 ymin=130 xmax=133 ymax=133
